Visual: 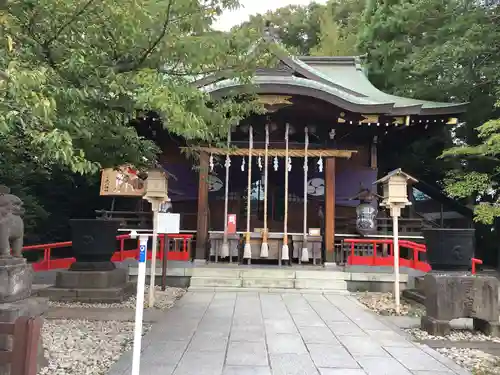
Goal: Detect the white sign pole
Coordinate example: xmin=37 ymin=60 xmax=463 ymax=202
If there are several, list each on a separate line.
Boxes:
xmin=391 ymin=206 xmax=401 ymax=314
xmin=131 ymin=234 xmax=148 ymax=375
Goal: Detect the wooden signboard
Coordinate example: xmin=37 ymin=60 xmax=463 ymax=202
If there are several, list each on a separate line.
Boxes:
xmin=99 ymin=165 xmax=145 ymax=196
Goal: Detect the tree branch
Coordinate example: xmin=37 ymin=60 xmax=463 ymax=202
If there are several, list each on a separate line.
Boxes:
xmin=46 ymin=0 xmax=97 ymax=44
xmin=132 ymin=0 xmax=175 ymax=71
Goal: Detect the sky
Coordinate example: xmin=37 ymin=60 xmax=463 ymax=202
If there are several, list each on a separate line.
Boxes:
xmin=213 ymin=0 xmax=328 ymax=31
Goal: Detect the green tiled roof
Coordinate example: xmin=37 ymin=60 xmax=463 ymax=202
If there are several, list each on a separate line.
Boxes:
xmin=196 ymin=34 xmax=467 ymax=116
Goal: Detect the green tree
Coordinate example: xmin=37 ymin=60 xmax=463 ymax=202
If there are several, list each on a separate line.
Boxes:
xmin=310 ymin=0 xmax=361 ymax=56
xmin=357 ymin=0 xmax=500 ymax=204
xmin=1 ymin=0 xmax=260 ymax=175
xmin=1 ymin=0 xmax=266 ymax=242
xmin=236 ymin=3 xmax=325 ymax=55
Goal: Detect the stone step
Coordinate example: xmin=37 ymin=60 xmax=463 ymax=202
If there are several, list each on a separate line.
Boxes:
xmin=189 ymin=286 xmax=350 ymax=294
xmin=240 ymin=269 xmax=295 ymax=279
xmin=242 ymin=278 xmax=294 ymax=289
xmin=415 ymin=276 xmax=425 ymax=291
xmin=295 ymin=270 xmax=348 ymax=280
xmin=402 ymin=288 xmax=426 ymax=305
xmin=189 ymin=276 xmax=242 ymax=288
xmin=294 ymin=278 xmax=348 ymax=290
xmin=190 ymin=268 xmax=241 ymax=278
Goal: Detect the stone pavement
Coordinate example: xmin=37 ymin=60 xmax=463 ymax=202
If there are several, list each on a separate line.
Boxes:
xmin=108 ymin=291 xmax=472 ymax=375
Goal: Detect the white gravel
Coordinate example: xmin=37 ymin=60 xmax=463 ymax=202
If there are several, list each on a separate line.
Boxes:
xmin=406 ymin=327 xmax=500 ymax=343
xmin=38 ymin=319 xmax=151 ymax=375
xmin=437 ymin=347 xmax=500 ymax=375
xmin=38 ymin=286 xmax=185 ymax=374
xmin=48 ymin=286 xmax=185 ymax=310
xmin=355 ymin=292 xmax=425 ymax=317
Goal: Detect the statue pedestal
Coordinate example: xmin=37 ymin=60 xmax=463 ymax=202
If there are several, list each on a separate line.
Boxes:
xmin=39 ymin=268 xmax=134 ymax=303
xmin=0 ymin=258 xmax=48 ymax=375
xmin=0 ymin=257 xmax=33 ymax=303
xmin=421 ymin=272 xmax=500 ymax=336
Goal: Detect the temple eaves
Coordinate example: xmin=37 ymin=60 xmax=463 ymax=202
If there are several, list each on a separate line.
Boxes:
xmin=195 ymin=25 xmax=467 ymax=117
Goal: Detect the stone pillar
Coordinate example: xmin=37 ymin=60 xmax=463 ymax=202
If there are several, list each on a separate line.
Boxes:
xmin=0 ymin=186 xmax=47 ymax=374
xmin=0 ymin=258 xmax=48 ymax=375
xmin=421 ymin=272 xmax=500 ymax=336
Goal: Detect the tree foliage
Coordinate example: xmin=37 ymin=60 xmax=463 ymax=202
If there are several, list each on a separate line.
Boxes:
xmin=1 ymin=0 xmax=261 ymax=174
xmin=310 ymin=0 xmax=361 ymax=56
xmin=357 ymin=0 xmax=500 ymax=223
xmin=1 ymin=0 xmax=265 ymax=242
xmin=236 ymin=3 xmax=324 ymax=55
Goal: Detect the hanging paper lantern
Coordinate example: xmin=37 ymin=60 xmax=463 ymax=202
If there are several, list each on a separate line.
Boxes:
xmin=273 ymin=156 xmax=278 ymax=171
xmin=287 ymin=157 xmax=292 ymax=172
xmin=356 ymin=203 xmax=377 ymax=235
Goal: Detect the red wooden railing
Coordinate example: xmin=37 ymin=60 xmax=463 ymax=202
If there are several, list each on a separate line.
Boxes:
xmin=23 ymin=233 xmax=192 ymax=272
xmin=22 ymin=235 xmax=483 ymax=274
xmin=344 ymin=238 xmax=483 ymax=274
xmin=344 ymin=238 xmax=431 ymax=272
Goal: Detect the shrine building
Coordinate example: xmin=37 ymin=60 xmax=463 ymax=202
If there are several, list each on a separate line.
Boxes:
xmin=105 ymin=27 xmax=471 ymax=267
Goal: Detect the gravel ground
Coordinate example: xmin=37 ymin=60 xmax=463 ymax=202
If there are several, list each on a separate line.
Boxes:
xmin=47 ymin=286 xmax=185 ymax=310
xmin=406 ymin=327 xmax=500 ymax=343
xmin=38 ymin=285 xmax=184 ymax=374
xmin=39 ymin=319 xmax=151 ymax=375
xmin=355 ymin=292 xmax=425 ymax=317
xmin=437 ymin=348 xmax=500 ymax=375
xmin=355 ymin=292 xmax=500 ymax=374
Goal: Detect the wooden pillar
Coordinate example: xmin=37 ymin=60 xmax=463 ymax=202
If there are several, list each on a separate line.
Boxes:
xmin=370 ymin=136 xmax=378 ymax=169
xmin=195 ymin=152 xmax=209 ymax=260
xmin=325 ymin=157 xmax=336 ymax=262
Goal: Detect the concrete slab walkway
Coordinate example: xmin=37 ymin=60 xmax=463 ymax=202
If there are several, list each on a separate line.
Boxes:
xmin=108 ymin=291 xmax=471 ymax=375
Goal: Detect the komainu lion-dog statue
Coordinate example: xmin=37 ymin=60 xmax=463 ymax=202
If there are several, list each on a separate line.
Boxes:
xmin=0 ymin=186 xmax=24 ymax=258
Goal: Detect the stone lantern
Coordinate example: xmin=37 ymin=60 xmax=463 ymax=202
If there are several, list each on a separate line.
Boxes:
xmin=144 ymin=168 xmax=169 ymax=201
xmin=374 ymin=169 xmax=416 ymax=314
xmin=143 ymin=168 xmax=169 ymax=308
xmin=375 ymin=168 xmax=416 ymax=211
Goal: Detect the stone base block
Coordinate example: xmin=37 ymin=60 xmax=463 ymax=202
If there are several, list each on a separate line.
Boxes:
xmin=423 ymin=272 xmax=499 ymax=322
xmin=473 ymin=318 xmax=500 ymax=337
xmin=39 ymin=282 xmax=135 ymax=303
xmin=0 ymin=257 xmax=33 ymax=303
xmin=55 ymin=268 xmax=127 ymax=289
xmin=0 ymin=297 xmax=48 ymax=375
xmin=421 ymin=316 xmax=451 ymax=336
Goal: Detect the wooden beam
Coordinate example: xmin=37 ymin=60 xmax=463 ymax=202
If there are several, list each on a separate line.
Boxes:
xmin=186 ymin=147 xmax=356 ymax=158
xmin=325 ymin=158 xmax=336 ymax=262
xmin=195 ymin=152 xmax=209 ymax=260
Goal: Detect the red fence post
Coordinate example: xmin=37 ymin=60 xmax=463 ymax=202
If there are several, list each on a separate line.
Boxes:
xmin=348 ymin=242 xmax=354 ymax=265
xmin=372 ymin=242 xmax=377 ymax=265
xmin=472 ymin=258 xmax=483 ymax=274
